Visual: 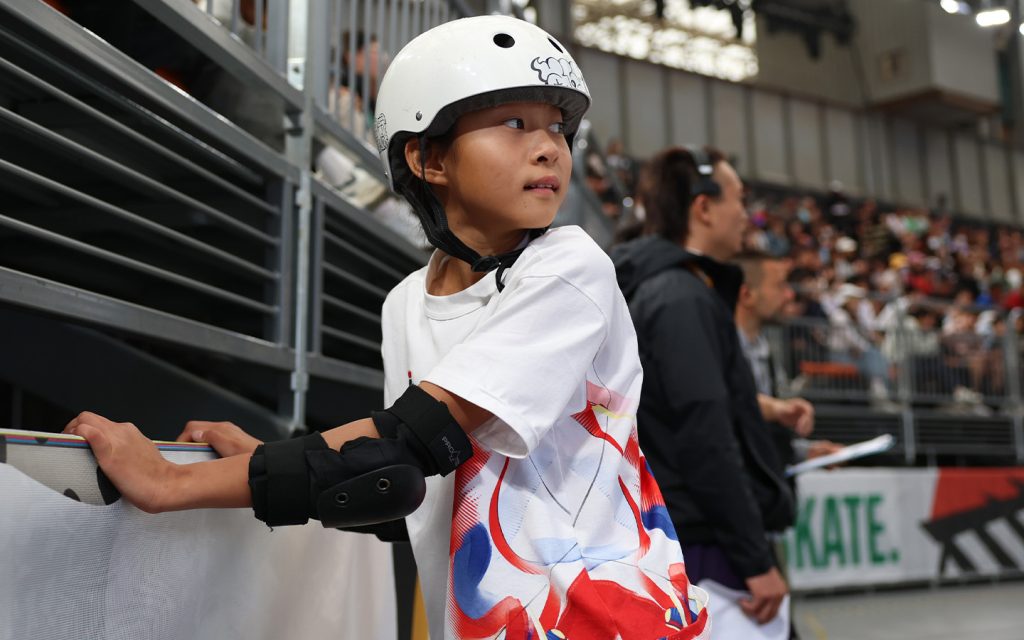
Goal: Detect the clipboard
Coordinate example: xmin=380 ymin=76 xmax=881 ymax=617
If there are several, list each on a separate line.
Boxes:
xmin=785 ymin=434 xmax=895 ymax=477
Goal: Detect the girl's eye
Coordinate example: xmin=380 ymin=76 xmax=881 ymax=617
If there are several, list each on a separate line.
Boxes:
xmin=504 ymin=118 xmax=525 ymax=129
xmin=549 ymin=122 xmax=566 ymax=134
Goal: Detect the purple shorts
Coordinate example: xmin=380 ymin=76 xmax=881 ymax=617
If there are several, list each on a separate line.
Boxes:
xmin=679 ymin=542 xmax=747 ymax=591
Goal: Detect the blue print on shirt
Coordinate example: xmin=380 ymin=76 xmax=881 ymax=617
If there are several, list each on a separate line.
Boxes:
xmin=452 ymin=523 xmax=494 ymax=619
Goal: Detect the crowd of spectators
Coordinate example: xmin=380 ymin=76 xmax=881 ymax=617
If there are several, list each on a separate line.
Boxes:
xmin=53 ymin=0 xmax=1021 ymax=411
xmin=742 ymin=188 xmax=1024 ymax=410
xmin=589 ymin=144 xmax=1024 ymax=411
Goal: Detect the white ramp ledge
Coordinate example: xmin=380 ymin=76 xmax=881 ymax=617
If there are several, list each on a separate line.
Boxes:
xmin=0 ymin=429 xmax=396 ymax=640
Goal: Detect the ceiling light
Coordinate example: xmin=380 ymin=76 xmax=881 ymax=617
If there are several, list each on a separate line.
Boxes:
xmin=976 ymin=8 xmax=1011 ymax=26
xmin=940 ymin=0 xmax=960 ymax=13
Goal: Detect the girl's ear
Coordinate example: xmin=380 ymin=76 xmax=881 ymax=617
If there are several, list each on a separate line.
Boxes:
xmin=404 ymin=137 xmax=449 ymax=187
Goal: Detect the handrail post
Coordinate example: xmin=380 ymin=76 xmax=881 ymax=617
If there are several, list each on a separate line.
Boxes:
xmin=893 ymin=305 xmax=916 ymax=464
xmin=283 ymin=0 xmax=319 ymax=434
xmin=1005 ymin=311 xmax=1024 ymax=464
xmin=265 ymin=0 xmax=289 ymax=73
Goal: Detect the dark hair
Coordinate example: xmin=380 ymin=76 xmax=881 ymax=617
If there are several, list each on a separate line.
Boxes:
xmin=733 ymin=249 xmax=781 ymax=289
xmin=788 ymin=266 xmax=816 ymax=284
xmin=639 ymin=146 xmax=725 ymax=243
xmin=340 ymin=30 xmax=376 ymax=57
xmin=330 ymin=31 xmax=379 ymax=88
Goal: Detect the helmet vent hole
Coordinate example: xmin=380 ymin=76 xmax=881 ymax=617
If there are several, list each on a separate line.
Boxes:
xmin=493 ymin=33 xmax=515 ymax=48
xmin=548 ymin=37 xmax=564 ymax=53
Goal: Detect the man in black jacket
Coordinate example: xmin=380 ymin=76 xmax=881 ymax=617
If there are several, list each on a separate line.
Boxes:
xmin=612 ymin=147 xmax=794 ymax=635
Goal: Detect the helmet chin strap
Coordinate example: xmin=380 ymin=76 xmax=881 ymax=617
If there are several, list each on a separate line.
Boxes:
xmin=408 ymin=135 xmax=544 ymax=292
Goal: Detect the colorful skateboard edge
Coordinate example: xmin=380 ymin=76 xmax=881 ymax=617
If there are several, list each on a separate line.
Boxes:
xmin=0 ymin=428 xmax=213 ymax=453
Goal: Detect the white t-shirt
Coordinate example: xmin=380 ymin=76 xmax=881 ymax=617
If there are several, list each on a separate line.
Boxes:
xmin=381 ymin=226 xmax=710 ymax=639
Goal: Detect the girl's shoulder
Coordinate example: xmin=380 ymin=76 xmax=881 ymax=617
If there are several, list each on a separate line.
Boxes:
xmin=498 ymin=226 xmax=623 ymax=318
xmin=516 ymin=226 xmax=616 ymax=287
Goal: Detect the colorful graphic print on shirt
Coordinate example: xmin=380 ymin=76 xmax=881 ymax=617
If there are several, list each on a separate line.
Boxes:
xmin=446 ymin=382 xmax=709 ymax=639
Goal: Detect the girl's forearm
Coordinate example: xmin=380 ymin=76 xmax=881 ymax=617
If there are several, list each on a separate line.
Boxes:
xmin=321 ymin=417 xmax=379 ymax=449
xmin=158 ymin=418 xmax=381 ymax=513
xmin=161 ymin=454 xmax=253 ymax=511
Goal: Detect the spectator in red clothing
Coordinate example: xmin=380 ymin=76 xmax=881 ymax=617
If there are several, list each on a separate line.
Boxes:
xmin=906 ymin=252 xmax=935 ymax=295
xmin=1003 ymin=269 xmax=1024 ymax=310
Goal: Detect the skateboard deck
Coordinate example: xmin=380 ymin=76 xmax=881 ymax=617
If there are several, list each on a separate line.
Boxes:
xmin=0 ymin=428 xmax=212 ymax=506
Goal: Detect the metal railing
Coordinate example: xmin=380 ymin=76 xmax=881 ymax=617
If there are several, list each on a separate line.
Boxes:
xmin=0 ymin=1 xmax=295 ymax=363
xmin=5 ymin=0 xmax=1014 ymax=465
xmin=0 ymin=0 xmax=463 ymax=435
xmin=316 ymin=0 xmax=452 ymax=137
xmin=1 ymin=0 xmax=620 ymax=438
xmin=768 ymin=311 xmax=1024 ymax=463
xmin=192 ymin=0 xmax=290 ymax=68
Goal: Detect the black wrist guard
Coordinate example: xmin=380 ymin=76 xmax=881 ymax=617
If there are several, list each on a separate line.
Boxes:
xmin=248 ymin=432 xmax=328 ymax=527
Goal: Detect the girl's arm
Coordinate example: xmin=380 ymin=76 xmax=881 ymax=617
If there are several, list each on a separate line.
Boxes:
xmin=64 ymin=382 xmax=489 ymax=514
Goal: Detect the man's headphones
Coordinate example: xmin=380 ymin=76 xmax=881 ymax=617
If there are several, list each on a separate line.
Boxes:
xmin=684 ymin=145 xmax=722 ymax=199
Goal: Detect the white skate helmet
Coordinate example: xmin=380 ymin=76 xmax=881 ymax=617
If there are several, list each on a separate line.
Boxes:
xmin=375 ymin=15 xmax=591 ymax=190
xmin=373 ymin=16 xmax=591 ymax=284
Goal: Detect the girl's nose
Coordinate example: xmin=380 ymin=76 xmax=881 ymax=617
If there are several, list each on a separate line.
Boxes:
xmin=531 ymin=131 xmax=561 ymax=165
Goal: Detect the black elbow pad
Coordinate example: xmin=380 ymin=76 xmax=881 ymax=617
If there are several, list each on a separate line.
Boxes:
xmin=248 ymin=385 xmax=473 ymax=530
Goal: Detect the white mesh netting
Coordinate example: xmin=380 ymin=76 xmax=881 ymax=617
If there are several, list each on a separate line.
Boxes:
xmin=0 ymin=441 xmax=396 ymax=640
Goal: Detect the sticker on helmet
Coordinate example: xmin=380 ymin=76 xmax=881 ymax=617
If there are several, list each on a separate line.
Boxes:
xmin=375 ymin=114 xmax=388 ymax=152
xmin=530 ymin=56 xmax=586 ymax=91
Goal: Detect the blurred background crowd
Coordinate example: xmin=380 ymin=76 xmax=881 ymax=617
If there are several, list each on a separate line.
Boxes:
xmin=586 ymin=141 xmax=1024 ymax=413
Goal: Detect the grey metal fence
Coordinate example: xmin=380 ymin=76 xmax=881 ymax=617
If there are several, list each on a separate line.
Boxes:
xmin=317 ymin=0 xmax=452 ymax=136
xmin=769 ymin=312 xmax=1024 ymax=463
xmin=0 ymin=0 xmax=474 ymax=434
xmin=0 ymin=0 xmax=296 ymax=360
xmin=0 ymin=0 xmax=794 ymax=441
xmin=191 ymin=0 xmax=291 ymax=68
xmin=775 ymin=315 xmax=1021 ymax=408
